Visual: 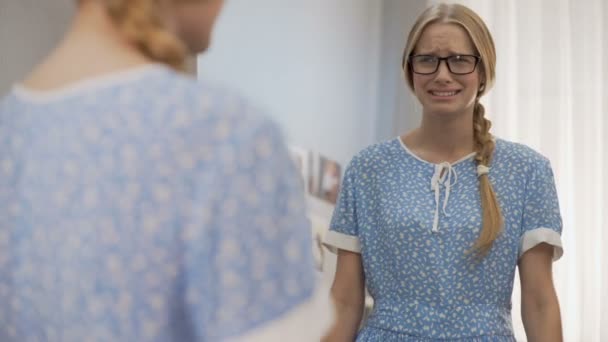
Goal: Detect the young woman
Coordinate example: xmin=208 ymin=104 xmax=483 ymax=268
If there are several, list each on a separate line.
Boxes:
xmin=0 ymin=1 xmax=330 ymax=340
xmin=323 ymin=3 xmax=563 ymax=341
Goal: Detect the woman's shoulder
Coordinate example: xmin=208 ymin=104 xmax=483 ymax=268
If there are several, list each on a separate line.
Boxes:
xmin=162 ymin=69 xmax=271 ymax=124
xmin=354 ymin=139 xmax=403 ymax=162
xmin=494 ymin=138 xmax=553 ymax=174
xmin=151 ymin=69 xmax=281 ymax=144
xmin=348 ymin=139 xmax=402 ymax=167
xmin=4 ymin=64 xmax=272 ymax=133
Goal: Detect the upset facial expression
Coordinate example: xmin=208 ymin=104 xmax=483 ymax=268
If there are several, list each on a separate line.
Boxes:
xmin=411 ymin=22 xmax=483 ymax=117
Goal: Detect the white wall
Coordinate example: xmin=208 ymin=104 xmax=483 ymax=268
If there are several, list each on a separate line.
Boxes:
xmin=198 ymin=0 xmax=425 ymax=166
xmin=198 ymin=0 xmax=384 ymax=166
xmin=0 ymin=0 xmax=74 ymax=94
xmin=375 ymin=0 xmax=426 ymax=141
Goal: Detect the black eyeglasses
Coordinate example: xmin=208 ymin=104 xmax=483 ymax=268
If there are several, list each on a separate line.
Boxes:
xmin=407 ymin=55 xmax=481 ymax=75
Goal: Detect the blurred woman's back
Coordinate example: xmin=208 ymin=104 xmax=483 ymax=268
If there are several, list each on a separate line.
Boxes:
xmin=0 ymin=1 xmax=330 ymax=341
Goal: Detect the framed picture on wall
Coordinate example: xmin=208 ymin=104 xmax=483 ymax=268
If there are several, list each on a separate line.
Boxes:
xmin=288 ymin=146 xmax=342 ymax=206
xmin=308 ymin=152 xmax=341 ymax=205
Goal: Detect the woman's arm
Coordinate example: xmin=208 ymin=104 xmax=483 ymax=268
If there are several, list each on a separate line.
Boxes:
xmin=518 ymin=243 xmax=563 ymax=342
xmin=322 ymin=249 xmax=366 ymax=342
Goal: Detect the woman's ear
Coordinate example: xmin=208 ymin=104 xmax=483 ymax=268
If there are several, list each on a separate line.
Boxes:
xmin=478 ymin=66 xmax=487 ymax=93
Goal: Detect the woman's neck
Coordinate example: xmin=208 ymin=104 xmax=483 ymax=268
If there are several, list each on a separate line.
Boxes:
xmin=22 ymin=1 xmax=151 ymax=91
xmin=402 ymin=108 xmax=476 ymax=164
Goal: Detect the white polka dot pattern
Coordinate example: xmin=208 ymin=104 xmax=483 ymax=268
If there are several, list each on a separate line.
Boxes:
xmin=0 ymin=66 xmax=315 ymax=341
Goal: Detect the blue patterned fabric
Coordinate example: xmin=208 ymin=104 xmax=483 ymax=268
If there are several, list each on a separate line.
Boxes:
xmin=0 ymin=65 xmax=315 ymax=341
xmin=327 ymin=138 xmax=563 ymax=341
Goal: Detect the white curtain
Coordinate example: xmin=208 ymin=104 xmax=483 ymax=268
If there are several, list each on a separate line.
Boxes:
xmin=427 ymin=0 xmax=608 ymax=340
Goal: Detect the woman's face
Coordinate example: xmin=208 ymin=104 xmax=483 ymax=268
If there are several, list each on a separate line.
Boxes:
xmin=167 ymin=0 xmax=225 ymax=54
xmin=411 ymin=22 xmax=483 ymax=117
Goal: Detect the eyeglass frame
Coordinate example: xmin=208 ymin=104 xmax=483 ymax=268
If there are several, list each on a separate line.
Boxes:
xmin=404 ymin=54 xmax=482 ymax=75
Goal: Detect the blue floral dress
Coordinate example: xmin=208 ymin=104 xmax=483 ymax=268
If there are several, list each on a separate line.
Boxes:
xmin=0 ymin=64 xmax=317 ymax=341
xmin=325 ymin=138 xmax=563 ymax=341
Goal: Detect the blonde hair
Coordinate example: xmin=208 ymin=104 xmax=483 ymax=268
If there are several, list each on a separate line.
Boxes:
xmin=403 ymin=3 xmax=502 ymax=256
xmin=103 ymin=0 xmax=188 ymax=71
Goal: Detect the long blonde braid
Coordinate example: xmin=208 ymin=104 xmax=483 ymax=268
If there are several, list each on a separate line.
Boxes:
xmin=104 ymin=0 xmax=188 ymax=71
xmin=471 ymin=99 xmax=503 ymax=255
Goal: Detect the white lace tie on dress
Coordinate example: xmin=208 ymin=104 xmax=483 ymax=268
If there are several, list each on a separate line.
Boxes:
xmin=430 ymin=162 xmax=458 ymax=233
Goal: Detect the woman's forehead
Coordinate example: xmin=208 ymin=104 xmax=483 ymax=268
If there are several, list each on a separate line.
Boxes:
xmin=415 ymin=22 xmax=476 ymax=55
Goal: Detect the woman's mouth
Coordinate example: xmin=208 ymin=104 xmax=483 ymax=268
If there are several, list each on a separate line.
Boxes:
xmin=429 ymin=90 xmax=461 ymax=97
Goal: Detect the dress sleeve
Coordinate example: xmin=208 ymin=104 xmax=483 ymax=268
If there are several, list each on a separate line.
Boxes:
xmin=519 ymin=157 xmax=564 ymax=261
xmin=323 ymin=157 xmax=362 ymax=254
xmin=182 ymin=117 xmax=331 ymax=341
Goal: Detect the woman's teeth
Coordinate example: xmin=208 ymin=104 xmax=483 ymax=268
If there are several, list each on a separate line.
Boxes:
xmin=431 ymin=91 xmax=458 ymax=96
